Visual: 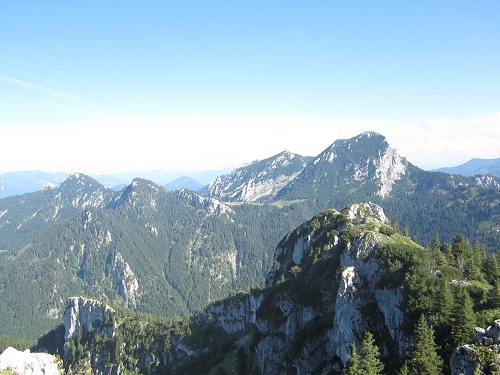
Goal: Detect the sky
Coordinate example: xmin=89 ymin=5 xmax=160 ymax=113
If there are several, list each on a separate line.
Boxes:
xmin=1 ymin=1 xmax=499 ymax=175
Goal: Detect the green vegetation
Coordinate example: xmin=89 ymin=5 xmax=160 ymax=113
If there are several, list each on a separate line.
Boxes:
xmin=406 ymin=314 xmax=443 ymax=375
xmin=346 ymin=331 xmax=384 ymax=375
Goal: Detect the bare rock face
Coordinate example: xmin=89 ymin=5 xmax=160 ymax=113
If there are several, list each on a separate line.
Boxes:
xmin=109 ymin=251 xmax=139 ymax=309
xmin=0 ymin=347 xmax=62 ymax=375
xmin=201 ymin=150 xmax=309 ymax=202
xmin=63 ymin=296 xmax=116 ymax=341
xmin=63 ymin=296 xmax=116 ymax=362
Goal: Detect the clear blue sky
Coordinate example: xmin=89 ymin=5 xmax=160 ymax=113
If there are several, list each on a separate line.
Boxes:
xmin=1 ymin=1 xmax=499 ymax=174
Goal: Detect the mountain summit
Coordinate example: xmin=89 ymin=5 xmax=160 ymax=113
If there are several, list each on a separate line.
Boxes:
xmin=276 ymin=131 xmax=409 ymax=201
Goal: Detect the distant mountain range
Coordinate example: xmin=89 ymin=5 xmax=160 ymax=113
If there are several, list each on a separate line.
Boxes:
xmin=0 ymin=131 xmax=498 ymax=345
xmin=0 ymin=169 xmax=226 ymax=199
xmin=2 ymin=151 xmax=498 ymax=200
xmin=0 ymin=170 xmax=67 ymax=199
xmin=434 ymin=158 xmax=500 ymax=177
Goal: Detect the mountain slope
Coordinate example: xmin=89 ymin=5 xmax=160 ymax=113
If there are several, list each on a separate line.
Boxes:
xmin=0 ymin=173 xmax=114 ymax=250
xmin=45 ymin=202 xmax=500 ymax=375
xmin=201 ymin=150 xmax=312 ymax=202
xmin=435 ymin=158 xmax=500 ymax=177
xmin=273 ymin=132 xmax=500 ymax=248
xmin=0 ymin=175 xmax=309 ymax=340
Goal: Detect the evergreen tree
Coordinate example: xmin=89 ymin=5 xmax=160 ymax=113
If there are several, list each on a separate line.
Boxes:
xmin=236 ymin=346 xmax=248 ymax=375
xmin=407 ymin=314 xmax=443 ymax=375
xmin=489 ymin=279 xmax=500 ymax=309
xmin=450 ymin=286 xmax=476 ymax=347
xmin=398 ymin=362 xmax=408 ymax=375
xmin=346 ymin=344 xmax=361 ymax=375
xmin=346 ymin=332 xmax=383 ymax=375
xmin=430 ymin=234 xmax=441 ymax=252
xmin=359 ymin=331 xmax=384 ymax=375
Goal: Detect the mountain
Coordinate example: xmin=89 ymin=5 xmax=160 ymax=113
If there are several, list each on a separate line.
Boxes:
xmin=200 ymin=150 xmax=313 ymax=202
xmin=0 ymin=174 xmax=308 ymax=340
xmin=27 ymin=203 xmax=500 ymax=374
xmin=0 ymin=170 xmax=67 ymax=199
xmin=164 ymin=176 xmax=203 ymax=191
xmin=0 ymin=130 xmax=499 ymax=346
xmin=0 ymin=173 xmax=114 ymax=250
xmin=276 ymin=131 xmax=409 ymax=201
xmin=203 ymin=132 xmax=500 ymax=249
xmin=435 ymin=158 xmax=500 ymax=177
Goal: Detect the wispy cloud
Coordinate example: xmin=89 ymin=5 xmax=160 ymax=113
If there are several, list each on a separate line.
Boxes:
xmin=0 ymin=75 xmax=123 ymax=124
xmin=0 ymin=75 xmax=73 ymax=99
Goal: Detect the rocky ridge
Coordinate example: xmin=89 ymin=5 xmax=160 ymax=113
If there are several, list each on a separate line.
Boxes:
xmin=201 ymin=150 xmax=311 ymax=202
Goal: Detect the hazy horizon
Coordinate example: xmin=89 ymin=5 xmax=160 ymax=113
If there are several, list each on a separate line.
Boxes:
xmin=1 ymin=2 xmax=499 ymax=175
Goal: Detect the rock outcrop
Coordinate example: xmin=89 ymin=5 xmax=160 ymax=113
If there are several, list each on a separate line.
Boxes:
xmin=0 ymin=347 xmax=61 ymax=375
xmin=253 ymin=202 xmax=407 ymax=374
xmin=451 ymin=320 xmax=500 ymax=375
xmin=63 ymin=296 xmax=116 ymax=342
xmin=63 ymin=296 xmax=116 ymax=363
xmin=201 ymin=150 xmax=310 ymax=202
xmin=54 ymin=203 xmax=455 ymax=374
xmin=108 ymin=251 xmax=139 ymax=309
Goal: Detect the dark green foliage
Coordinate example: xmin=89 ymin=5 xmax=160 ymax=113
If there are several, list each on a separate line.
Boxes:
xmin=346 ymin=331 xmax=383 ymax=375
xmin=450 ymin=286 xmax=476 ymax=347
xmin=0 ymin=179 xmax=309 ymax=340
xmin=406 ymin=314 xmax=443 ymax=375
xmin=0 ymin=335 xmax=34 ymax=353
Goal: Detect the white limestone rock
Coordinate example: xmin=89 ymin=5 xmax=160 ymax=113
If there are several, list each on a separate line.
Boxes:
xmin=63 ymin=296 xmax=116 ymax=342
xmin=0 ymin=347 xmax=62 ymax=375
xmin=109 ymin=251 xmax=139 ymax=309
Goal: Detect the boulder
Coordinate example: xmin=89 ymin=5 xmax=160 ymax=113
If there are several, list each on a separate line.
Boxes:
xmin=0 ymin=346 xmax=61 ymax=375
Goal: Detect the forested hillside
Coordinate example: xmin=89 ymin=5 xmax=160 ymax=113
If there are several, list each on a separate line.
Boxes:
xmin=0 ymin=177 xmax=309 ymax=341
xmin=0 ymin=131 xmax=498 ymax=354
xmin=33 ymin=203 xmax=500 ymax=375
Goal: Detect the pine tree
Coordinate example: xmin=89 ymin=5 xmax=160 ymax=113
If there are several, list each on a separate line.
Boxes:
xmin=431 ymin=234 xmax=441 ymax=252
xmin=359 ymin=331 xmax=384 ymax=375
xmin=236 ymin=346 xmax=248 ymax=375
xmin=346 ymin=344 xmax=361 ymax=375
xmin=490 ymin=279 xmax=500 ymax=309
xmin=346 ymin=332 xmax=383 ymax=375
xmin=398 ymin=362 xmax=408 ymax=375
xmin=450 ymin=286 xmax=476 ymax=347
xmin=407 ymin=314 xmax=443 ymax=375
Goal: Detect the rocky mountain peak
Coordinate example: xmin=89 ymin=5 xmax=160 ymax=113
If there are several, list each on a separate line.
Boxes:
xmin=201 ymin=150 xmax=311 ymax=202
xmin=277 ymin=132 xmax=408 ymax=200
xmin=107 ymin=178 xmax=163 ymax=209
xmin=251 ymin=202 xmax=409 ymax=372
xmin=58 ymin=172 xmax=96 ymax=188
